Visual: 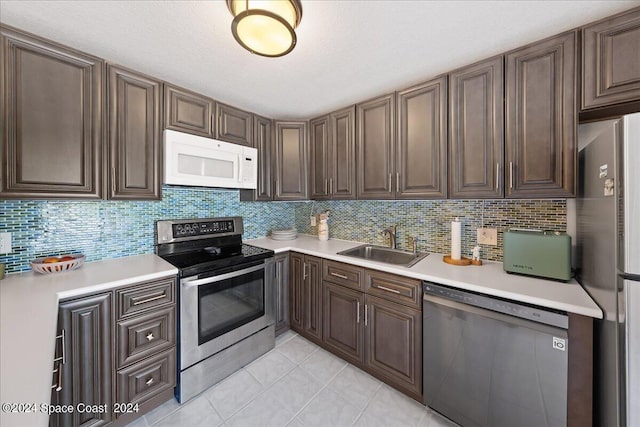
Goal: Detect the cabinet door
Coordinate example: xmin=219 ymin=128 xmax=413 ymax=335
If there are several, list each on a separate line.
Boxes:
xmin=274 ymin=121 xmax=308 ymax=200
xmin=449 ymin=57 xmax=504 ymax=198
xmin=310 ymin=115 xmax=331 ymax=200
xmin=506 ymin=31 xmax=577 ymax=198
xmin=108 ymin=64 xmax=162 ymax=200
xmin=240 ymin=114 xmax=273 ymax=201
xmin=323 ymin=281 xmax=364 ymax=365
xmin=275 ymin=253 xmax=290 ymax=336
xmin=582 ymin=8 xmax=640 ymax=110
xmin=164 ymin=84 xmax=214 ymax=137
xmin=365 ymin=294 xmax=422 ymax=401
xmin=289 ymin=252 xmax=304 ymax=332
xmin=215 ymin=103 xmax=253 ymax=146
xmin=58 ymin=293 xmax=113 ymax=427
xmin=330 ymin=106 xmax=357 ymax=199
xmin=357 ymin=93 xmax=395 ymax=199
xmin=303 ymin=255 xmax=323 ymax=343
xmin=0 ymin=25 xmax=103 ymax=199
xmin=397 ymin=77 xmax=447 ymax=199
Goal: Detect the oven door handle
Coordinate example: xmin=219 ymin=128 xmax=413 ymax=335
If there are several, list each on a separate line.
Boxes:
xmin=182 ymin=263 xmax=266 ymax=287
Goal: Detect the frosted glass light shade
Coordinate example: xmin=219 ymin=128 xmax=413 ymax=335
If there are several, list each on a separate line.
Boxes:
xmin=227 ymin=0 xmax=302 ymax=57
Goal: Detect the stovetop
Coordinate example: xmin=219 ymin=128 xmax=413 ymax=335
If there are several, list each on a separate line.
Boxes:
xmin=158 ymin=243 xmax=274 ymax=278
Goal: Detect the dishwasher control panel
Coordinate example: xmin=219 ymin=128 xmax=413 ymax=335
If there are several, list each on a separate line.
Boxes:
xmin=423 ymin=282 xmax=568 ymax=329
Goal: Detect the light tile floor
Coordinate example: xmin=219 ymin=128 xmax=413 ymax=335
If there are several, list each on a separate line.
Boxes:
xmin=127 ymin=330 xmax=459 ymax=427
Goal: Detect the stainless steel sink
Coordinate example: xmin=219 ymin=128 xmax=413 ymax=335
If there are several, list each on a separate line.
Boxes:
xmin=337 ymin=244 xmax=429 ymax=268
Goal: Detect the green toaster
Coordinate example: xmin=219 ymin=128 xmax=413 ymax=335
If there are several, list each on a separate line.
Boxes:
xmin=503 ymin=229 xmax=572 ymax=281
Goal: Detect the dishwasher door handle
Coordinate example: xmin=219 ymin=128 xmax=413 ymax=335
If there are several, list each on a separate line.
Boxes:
xmin=423 ymin=293 xmax=567 ymax=336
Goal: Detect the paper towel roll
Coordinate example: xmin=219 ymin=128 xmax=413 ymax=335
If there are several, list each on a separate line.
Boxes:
xmin=451 ymin=218 xmax=461 ymax=260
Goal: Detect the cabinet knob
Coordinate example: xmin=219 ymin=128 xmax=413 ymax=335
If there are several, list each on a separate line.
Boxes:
xmin=146 ymin=377 xmax=154 ymax=386
xmin=146 ymin=332 xmax=154 ymax=341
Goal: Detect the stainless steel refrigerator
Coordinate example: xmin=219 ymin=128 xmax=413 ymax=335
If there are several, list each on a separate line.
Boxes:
xmin=577 ymin=112 xmax=639 ymax=427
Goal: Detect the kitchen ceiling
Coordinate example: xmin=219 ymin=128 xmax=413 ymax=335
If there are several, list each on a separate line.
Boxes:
xmin=0 ymin=0 xmax=637 ymax=119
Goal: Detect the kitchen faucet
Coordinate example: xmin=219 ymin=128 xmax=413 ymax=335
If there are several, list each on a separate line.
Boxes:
xmin=382 ymin=226 xmax=397 ymax=249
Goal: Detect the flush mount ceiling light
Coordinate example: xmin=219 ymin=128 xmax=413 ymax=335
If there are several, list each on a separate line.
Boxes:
xmin=226 ymin=0 xmax=303 ymax=57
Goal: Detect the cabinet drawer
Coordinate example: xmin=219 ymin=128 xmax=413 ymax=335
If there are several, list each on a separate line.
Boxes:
xmin=323 ymin=260 xmax=364 ymax=291
xmin=117 ymin=306 xmax=176 ymax=368
xmin=117 ymin=278 xmax=175 ymax=319
xmin=116 ymin=348 xmax=176 ymax=408
xmin=365 ymin=270 xmax=422 ymax=309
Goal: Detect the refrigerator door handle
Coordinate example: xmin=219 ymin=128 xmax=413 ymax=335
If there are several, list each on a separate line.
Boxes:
xmin=623 ymin=113 xmax=640 ymax=275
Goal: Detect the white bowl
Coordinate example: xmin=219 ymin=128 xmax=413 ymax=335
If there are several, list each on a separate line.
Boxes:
xmin=31 ymin=254 xmax=85 ymax=274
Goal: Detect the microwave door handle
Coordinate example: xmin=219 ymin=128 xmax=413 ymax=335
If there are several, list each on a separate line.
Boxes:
xmin=237 ymin=153 xmax=243 ymax=183
xmin=182 ymin=263 xmax=266 ymax=287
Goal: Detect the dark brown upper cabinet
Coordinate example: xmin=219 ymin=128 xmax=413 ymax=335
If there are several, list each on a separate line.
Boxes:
xmin=274 ymin=121 xmax=308 ymax=200
xmin=108 ymin=64 xmax=162 ymax=200
xmin=215 ymin=102 xmax=253 ymax=146
xmin=0 ymin=25 xmax=103 ymax=199
xmin=396 ymin=77 xmax=448 ymax=199
xmin=310 ymin=115 xmax=331 ymax=200
xmin=164 ymin=84 xmax=214 ymax=137
xmin=357 ymin=93 xmax=395 ymax=199
xmin=449 ymin=57 xmax=504 ymax=199
xmin=310 ymin=107 xmax=357 ymax=201
xmin=239 ymin=114 xmax=273 ymax=202
xmin=506 ymin=30 xmax=577 ymax=198
xmin=582 ymin=7 xmax=640 ymax=110
xmin=330 ymin=106 xmax=357 ymax=199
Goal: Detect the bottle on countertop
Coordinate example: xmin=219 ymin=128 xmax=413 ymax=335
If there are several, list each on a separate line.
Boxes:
xmin=318 ymin=210 xmax=330 ymax=241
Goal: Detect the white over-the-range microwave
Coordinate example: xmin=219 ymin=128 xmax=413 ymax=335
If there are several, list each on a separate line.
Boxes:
xmin=164 ymin=130 xmax=257 ymax=189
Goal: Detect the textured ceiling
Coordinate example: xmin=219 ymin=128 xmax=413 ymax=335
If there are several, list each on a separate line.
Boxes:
xmin=0 ymin=0 xmax=638 ymax=119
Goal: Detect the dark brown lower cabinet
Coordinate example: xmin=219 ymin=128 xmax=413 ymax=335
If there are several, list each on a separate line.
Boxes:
xmin=52 ymin=293 xmax=113 ymax=427
xmin=323 ymin=282 xmax=364 ymax=366
xmin=289 ymin=253 xmax=322 ymax=343
xmin=274 ymin=253 xmax=290 ymax=335
xmin=321 ymin=261 xmax=423 ymax=402
xmin=50 ymin=277 xmax=176 ymax=427
xmin=365 ymin=294 xmax=422 ymax=402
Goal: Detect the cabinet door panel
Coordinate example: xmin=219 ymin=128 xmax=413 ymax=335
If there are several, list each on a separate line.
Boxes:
xmin=58 ymin=293 xmax=113 ymax=427
xmin=108 ymin=65 xmax=161 ymax=200
xmin=275 ymin=253 xmax=290 ymax=335
xmin=357 ymin=94 xmax=395 ymax=199
xmin=1 ymin=25 xmax=103 ymax=199
xmin=582 ymin=8 xmax=640 ymax=109
xmin=215 ymin=103 xmax=253 ymax=146
xmin=241 ymin=115 xmax=273 ymax=201
xmin=323 ymin=282 xmax=364 ymax=365
xmin=164 ymin=84 xmax=214 ymax=137
xmin=397 ymin=77 xmax=447 ymax=199
xmin=449 ymin=57 xmax=504 ymax=198
xmin=289 ymin=253 xmax=304 ymax=332
xmin=331 ymin=106 xmax=356 ymax=199
xmin=365 ymin=295 xmax=422 ymax=400
xmin=310 ymin=115 xmax=330 ymax=199
xmin=506 ymin=31 xmax=577 ymax=198
xmin=304 ymin=256 xmax=323 ymax=343
xmin=274 ymin=121 xmax=308 ymax=200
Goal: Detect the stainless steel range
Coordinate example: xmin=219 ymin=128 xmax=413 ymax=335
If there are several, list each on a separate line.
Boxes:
xmin=155 ymin=217 xmax=275 ymax=403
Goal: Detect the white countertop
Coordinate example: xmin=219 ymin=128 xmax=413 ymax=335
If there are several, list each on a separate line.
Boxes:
xmin=0 ymin=254 xmax=178 ymax=427
xmin=247 ymin=235 xmax=603 ymax=319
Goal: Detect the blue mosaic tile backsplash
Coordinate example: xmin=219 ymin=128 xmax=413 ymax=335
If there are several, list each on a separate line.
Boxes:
xmin=1 ymin=188 xmax=567 ymax=273
xmin=295 ymin=199 xmax=567 ymax=262
xmin=0 ymin=186 xmax=297 ymax=273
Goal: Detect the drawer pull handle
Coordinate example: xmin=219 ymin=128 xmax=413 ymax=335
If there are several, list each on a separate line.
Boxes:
xmin=133 ymin=294 xmax=165 ymax=306
xmin=364 ymin=304 xmax=368 ymax=327
xmin=376 ymin=285 xmax=401 ymax=294
xmin=146 ymin=377 xmax=154 ymax=386
xmin=330 ymin=272 xmax=349 ymax=280
xmin=146 ymin=332 xmax=155 ymax=341
xmin=356 ymin=301 xmax=360 ymax=324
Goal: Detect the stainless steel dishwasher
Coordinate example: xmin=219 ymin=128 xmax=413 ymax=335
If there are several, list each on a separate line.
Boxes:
xmin=423 ymin=282 xmax=569 ymax=427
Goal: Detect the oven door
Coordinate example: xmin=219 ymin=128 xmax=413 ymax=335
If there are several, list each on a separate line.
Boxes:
xmin=180 ymin=258 xmax=275 ymax=370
